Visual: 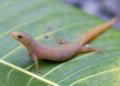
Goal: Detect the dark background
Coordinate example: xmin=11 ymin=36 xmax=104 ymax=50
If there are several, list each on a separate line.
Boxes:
xmin=64 ymin=0 xmax=120 ymax=29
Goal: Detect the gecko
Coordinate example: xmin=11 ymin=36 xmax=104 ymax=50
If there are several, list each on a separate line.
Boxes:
xmin=9 ymin=17 xmax=118 ymax=73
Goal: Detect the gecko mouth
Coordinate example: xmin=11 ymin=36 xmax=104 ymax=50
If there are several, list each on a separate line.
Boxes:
xmin=9 ymin=32 xmax=18 ymax=39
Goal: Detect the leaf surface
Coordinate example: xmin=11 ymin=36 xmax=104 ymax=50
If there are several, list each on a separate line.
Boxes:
xmin=0 ymin=0 xmax=120 ymax=86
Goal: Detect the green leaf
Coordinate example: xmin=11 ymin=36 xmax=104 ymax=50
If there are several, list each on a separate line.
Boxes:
xmin=0 ymin=0 xmax=120 ymax=86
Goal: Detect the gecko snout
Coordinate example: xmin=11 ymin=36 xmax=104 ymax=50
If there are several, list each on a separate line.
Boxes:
xmin=9 ymin=32 xmax=19 ymax=39
xmin=9 ymin=32 xmax=13 ymax=35
xmin=9 ymin=32 xmax=15 ymax=37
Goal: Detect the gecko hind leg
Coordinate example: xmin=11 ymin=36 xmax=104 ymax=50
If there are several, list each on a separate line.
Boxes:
xmin=77 ymin=46 xmax=102 ymax=53
xmin=57 ymin=38 xmax=70 ymax=44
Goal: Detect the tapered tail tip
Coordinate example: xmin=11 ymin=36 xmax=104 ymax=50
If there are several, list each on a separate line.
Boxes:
xmin=112 ymin=16 xmax=119 ymax=22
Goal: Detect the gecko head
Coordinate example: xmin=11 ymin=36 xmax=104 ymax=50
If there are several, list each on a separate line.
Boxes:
xmin=9 ymin=31 xmax=33 ymax=46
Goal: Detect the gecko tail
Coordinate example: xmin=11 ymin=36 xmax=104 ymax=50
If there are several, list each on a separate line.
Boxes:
xmin=74 ymin=16 xmax=119 ymax=46
xmin=83 ymin=16 xmax=118 ymax=42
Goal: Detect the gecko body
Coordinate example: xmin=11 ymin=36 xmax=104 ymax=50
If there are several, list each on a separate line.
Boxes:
xmin=9 ymin=17 xmax=118 ymax=72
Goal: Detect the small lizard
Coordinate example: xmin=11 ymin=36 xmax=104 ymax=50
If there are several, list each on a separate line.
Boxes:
xmin=9 ymin=17 xmax=118 ymax=73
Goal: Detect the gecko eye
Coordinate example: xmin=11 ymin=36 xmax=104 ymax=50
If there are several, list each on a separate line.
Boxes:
xmin=17 ymin=35 xmax=23 ymax=39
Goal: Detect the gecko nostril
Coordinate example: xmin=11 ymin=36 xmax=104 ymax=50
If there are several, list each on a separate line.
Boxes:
xmin=9 ymin=32 xmax=13 ymax=36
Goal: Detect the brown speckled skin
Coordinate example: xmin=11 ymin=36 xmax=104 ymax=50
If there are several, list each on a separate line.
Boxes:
xmin=9 ymin=17 xmax=118 ymax=72
xmin=28 ymin=17 xmax=117 ymax=61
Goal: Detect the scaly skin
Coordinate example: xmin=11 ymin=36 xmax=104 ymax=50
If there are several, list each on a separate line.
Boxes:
xmin=9 ymin=17 xmax=118 ymax=72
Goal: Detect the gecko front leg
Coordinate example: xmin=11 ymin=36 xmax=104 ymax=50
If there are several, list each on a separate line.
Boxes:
xmin=32 ymin=54 xmax=39 ymax=73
